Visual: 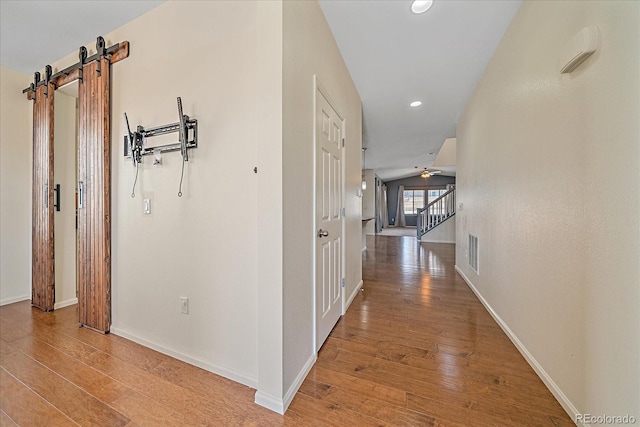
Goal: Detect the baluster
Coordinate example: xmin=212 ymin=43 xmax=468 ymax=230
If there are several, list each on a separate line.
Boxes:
xmin=430 ymin=204 xmax=434 ymax=228
xmin=452 ymin=190 xmax=455 ymax=215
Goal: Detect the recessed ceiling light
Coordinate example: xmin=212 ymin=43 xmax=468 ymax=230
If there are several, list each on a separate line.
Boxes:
xmin=411 ymin=0 xmax=433 ymax=14
xmin=410 ymin=101 xmax=422 ymax=107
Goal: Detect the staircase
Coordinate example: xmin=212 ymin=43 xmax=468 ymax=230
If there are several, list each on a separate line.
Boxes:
xmin=417 ymin=187 xmax=456 ymax=240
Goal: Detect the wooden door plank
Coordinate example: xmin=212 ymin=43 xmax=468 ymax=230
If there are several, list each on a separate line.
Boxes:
xmin=31 ymin=84 xmax=55 ymax=312
xmin=77 ymin=58 xmax=111 ymax=332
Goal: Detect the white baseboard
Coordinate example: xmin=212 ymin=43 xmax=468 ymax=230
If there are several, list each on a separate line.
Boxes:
xmin=0 ymin=294 xmax=30 ymax=306
xmin=255 ymin=390 xmax=285 ymax=415
xmin=284 ymin=353 xmax=316 ymax=412
xmin=344 ymin=279 xmax=363 ymax=314
xmin=110 ymin=326 xmax=257 ymax=389
xmin=454 ymin=265 xmax=581 ymax=424
xmin=54 ymin=298 xmax=77 ymax=310
xmin=255 ymin=352 xmax=317 ymax=414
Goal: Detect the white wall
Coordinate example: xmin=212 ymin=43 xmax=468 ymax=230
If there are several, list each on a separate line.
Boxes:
xmin=41 ymin=0 xmax=361 ymax=414
xmin=0 ymin=66 xmax=31 ymax=305
xmin=282 ymin=0 xmax=362 ymax=409
xmin=456 ymin=0 xmax=639 ymax=421
xmin=421 ymin=216 xmax=455 ymax=244
xmin=46 ymin=0 xmax=271 ymax=388
xmin=255 ymin=0 xmax=285 ymax=412
xmin=53 ymin=90 xmax=77 ymax=309
xmin=112 ymin=0 xmax=264 ymax=386
xmin=432 ymin=137 xmax=456 ymax=168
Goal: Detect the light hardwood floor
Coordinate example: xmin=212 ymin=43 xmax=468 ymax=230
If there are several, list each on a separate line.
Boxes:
xmin=0 ymin=236 xmax=572 ymax=426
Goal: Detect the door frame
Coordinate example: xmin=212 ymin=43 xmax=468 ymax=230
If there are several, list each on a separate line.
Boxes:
xmin=312 ymin=76 xmax=346 ymax=354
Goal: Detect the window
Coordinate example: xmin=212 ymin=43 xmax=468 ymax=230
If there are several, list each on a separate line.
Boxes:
xmin=427 ymin=188 xmax=447 ymax=205
xmin=403 ymin=189 xmax=425 ymax=214
xmin=427 ymin=188 xmax=447 ymax=214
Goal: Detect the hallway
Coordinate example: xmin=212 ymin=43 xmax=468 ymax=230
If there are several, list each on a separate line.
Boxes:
xmin=0 ymin=236 xmax=572 ymax=425
xmin=297 ymin=236 xmax=573 ymax=425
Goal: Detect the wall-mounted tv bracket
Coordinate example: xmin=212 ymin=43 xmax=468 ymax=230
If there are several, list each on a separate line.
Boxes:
xmin=124 ymin=97 xmax=198 ymax=198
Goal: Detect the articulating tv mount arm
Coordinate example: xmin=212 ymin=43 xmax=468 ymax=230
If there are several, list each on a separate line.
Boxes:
xmin=124 ymin=97 xmax=198 ymax=197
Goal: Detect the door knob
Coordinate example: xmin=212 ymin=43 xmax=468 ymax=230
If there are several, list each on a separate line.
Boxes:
xmin=318 ymin=229 xmax=329 ymax=238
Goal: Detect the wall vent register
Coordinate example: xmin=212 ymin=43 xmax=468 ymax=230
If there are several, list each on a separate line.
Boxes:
xmin=469 ymin=234 xmax=479 ymax=274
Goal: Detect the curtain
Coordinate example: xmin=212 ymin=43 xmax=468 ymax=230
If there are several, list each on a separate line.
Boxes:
xmin=395 ymin=185 xmax=406 ymax=227
xmin=375 ymin=179 xmax=382 ymax=232
xmin=381 ymin=185 xmax=389 ymax=228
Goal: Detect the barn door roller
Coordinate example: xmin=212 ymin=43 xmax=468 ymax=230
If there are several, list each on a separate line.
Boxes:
xmin=23 ymin=36 xmax=129 ymax=98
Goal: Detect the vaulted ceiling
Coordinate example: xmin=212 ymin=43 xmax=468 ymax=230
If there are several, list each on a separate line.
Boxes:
xmin=0 ymin=0 xmax=520 ymax=182
xmin=319 ymin=0 xmax=521 ymax=180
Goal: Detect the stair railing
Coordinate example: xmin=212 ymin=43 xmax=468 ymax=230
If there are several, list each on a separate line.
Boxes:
xmin=417 ymin=187 xmax=456 ymax=240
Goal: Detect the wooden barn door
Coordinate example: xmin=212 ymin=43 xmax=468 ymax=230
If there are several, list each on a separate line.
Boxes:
xmin=77 ymin=57 xmax=111 ymax=332
xmin=32 ymin=84 xmax=55 ymax=311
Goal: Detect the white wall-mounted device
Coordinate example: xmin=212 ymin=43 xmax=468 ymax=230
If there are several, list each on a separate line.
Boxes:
xmin=560 ymin=26 xmax=599 ymax=74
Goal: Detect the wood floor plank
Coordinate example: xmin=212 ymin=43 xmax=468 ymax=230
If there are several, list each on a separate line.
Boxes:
xmin=299 ymin=378 xmax=434 ymax=426
xmin=0 ymin=368 xmax=78 ymax=427
xmin=60 ymin=324 xmax=171 ymax=372
xmin=20 ymin=333 xmax=187 ymax=426
xmin=0 ymin=339 xmax=18 ymax=357
xmin=0 ymin=409 xmax=18 ymax=427
xmin=0 ymin=350 xmax=130 ymax=426
xmin=0 ymin=318 xmax=33 ymax=344
xmin=288 ymin=392 xmax=392 ymax=427
xmin=149 ymin=357 xmax=288 ymax=426
xmin=308 ymin=365 xmax=407 ymax=407
xmin=82 ymin=350 xmax=255 ymax=425
xmin=0 ymin=237 xmax=571 ymax=425
xmin=108 ymin=389 xmax=187 ymax=427
xmin=406 ymin=391 xmax=508 ymax=426
xmin=14 ymin=318 xmax=102 ymax=361
xmin=10 ymin=336 xmax=130 ymax=403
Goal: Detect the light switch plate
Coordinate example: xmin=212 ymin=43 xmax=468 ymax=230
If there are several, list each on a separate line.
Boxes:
xmin=144 ymin=198 xmax=151 ymax=214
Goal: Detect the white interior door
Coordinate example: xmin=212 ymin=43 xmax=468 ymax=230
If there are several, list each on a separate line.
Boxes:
xmin=315 ymin=86 xmax=343 ymax=350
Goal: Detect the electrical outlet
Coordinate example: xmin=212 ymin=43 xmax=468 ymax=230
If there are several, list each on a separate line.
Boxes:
xmin=180 ymin=297 xmax=189 ymax=314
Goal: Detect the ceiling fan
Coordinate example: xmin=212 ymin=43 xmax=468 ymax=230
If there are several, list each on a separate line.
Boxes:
xmin=415 ymin=166 xmax=442 ymax=178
